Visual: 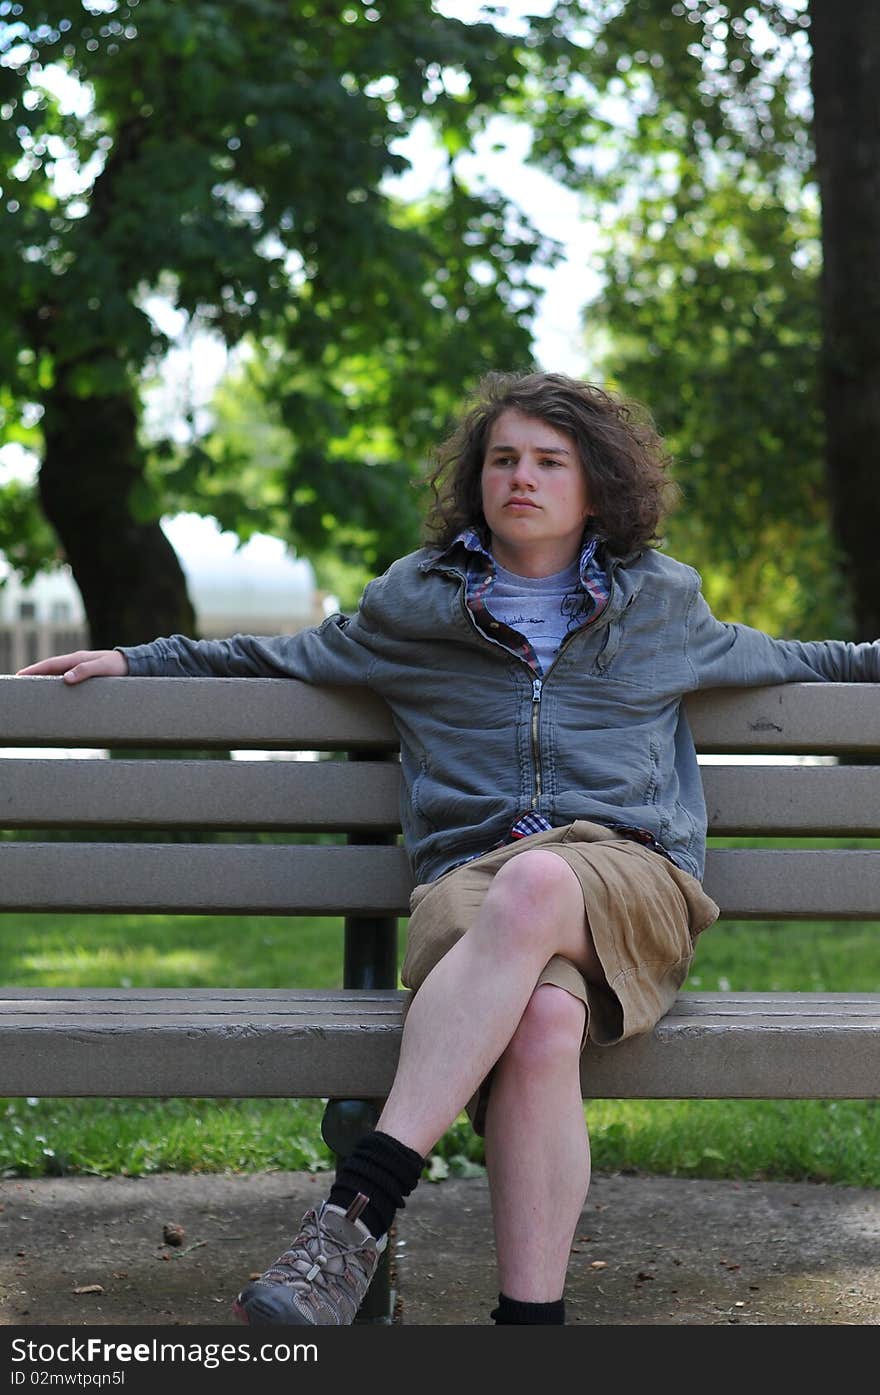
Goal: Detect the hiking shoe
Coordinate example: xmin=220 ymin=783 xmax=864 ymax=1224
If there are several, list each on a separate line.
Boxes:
xmin=233 ymin=1193 xmax=386 ymax=1326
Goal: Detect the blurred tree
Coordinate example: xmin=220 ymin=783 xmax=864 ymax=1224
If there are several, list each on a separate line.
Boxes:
xmin=810 ymin=0 xmax=880 ymax=639
xmin=156 ymin=180 xmax=553 ymax=604
xmin=522 ymin=0 xmax=878 ymax=637
xmin=0 ymin=0 xmax=567 ymax=643
xmin=593 ymin=169 xmax=838 ymax=635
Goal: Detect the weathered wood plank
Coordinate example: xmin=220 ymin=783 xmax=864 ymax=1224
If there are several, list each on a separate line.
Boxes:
xmin=1 ymin=676 xmax=397 ymax=750
xmin=0 ymin=842 xmax=413 ymax=915
xmin=700 ymin=764 xmax=880 ymax=834
xmin=1 ymin=989 xmax=877 ymax=1098
xmin=5 ymin=677 xmax=880 ymax=754
xmin=5 ymin=759 xmax=880 ymax=836
xmin=700 ymin=848 xmax=880 ymax=919
xmin=0 ymin=989 xmax=406 ymax=1098
xmin=2 ymin=843 xmax=880 ymax=918
xmin=0 ymin=758 xmax=402 ymax=831
xmin=686 ymin=683 xmax=880 ymax=753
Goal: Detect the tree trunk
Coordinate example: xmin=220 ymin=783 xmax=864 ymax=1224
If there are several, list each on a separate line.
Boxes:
xmin=810 ymin=0 xmax=880 ymax=638
xmin=39 ymin=374 xmax=197 ymax=649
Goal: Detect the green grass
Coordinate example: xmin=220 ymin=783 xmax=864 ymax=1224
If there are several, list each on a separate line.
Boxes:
xmin=2 ymin=896 xmax=879 ymax=1186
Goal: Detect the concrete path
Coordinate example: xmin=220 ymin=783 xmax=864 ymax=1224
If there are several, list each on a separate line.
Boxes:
xmin=2 ymin=1170 xmax=878 ymax=1327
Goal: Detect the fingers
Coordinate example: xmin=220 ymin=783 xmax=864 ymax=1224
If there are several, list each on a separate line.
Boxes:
xmin=16 ymin=650 xmax=129 ymax=682
xmin=16 ymin=651 xmax=92 ymax=676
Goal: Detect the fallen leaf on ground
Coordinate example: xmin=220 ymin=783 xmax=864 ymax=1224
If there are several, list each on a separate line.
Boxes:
xmin=72 ymin=1284 xmax=104 ymax=1295
xmin=590 ymin=1260 xmax=608 ymax=1270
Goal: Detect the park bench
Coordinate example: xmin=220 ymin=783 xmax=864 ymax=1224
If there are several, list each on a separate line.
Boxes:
xmin=2 ymin=674 xmax=880 ymax=1321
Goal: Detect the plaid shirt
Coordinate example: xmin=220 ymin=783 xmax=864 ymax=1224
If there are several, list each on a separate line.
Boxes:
xmin=438 ymin=527 xmax=675 ymax=863
xmin=449 ymin=525 xmax=610 ymax=675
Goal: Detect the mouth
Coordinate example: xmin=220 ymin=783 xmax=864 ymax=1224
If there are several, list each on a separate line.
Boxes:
xmin=505 ymin=498 xmax=539 ymax=510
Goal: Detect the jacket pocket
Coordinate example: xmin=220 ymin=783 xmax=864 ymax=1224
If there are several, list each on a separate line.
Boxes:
xmin=410 ymin=760 xmax=440 ymax=834
xmin=593 ymin=593 xmax=638 ymax=674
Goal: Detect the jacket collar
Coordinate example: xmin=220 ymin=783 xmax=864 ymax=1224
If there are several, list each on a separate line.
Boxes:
xmin=421 ymin=524 xmax=616 ymax=586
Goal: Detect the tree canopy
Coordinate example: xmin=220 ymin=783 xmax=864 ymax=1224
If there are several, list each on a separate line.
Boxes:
xmin=517 ymin=0 xmax=877 ymax=637
xmin=0 ymin=0 xmax=565 ymax=640
xmin=3 ymin=0 xmax=879 ymax=641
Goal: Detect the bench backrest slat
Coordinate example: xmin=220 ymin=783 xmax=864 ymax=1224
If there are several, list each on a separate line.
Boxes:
xmin=0 ymin=677 xmax=398 ymax=749
xmin=3 ymin=758 xmax=880 ymax=835
xmin=686 ymin=683 xmax=880 ymax=752
xmin=3 ymin=677 xmax=880 ymax=753
xmin=0 ymin=758 xmax=402 ymax=830
xmin=2 ymin=842 xmax=879 ymax=919
xmin=0 ymin=842 xmax=411 ymax=915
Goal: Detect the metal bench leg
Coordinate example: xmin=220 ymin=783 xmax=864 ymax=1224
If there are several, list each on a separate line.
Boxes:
xmin=321 ymin=1095 xmax=394 ymax=1324
xmin=325 ymin=751 xmax=400 ymax=1323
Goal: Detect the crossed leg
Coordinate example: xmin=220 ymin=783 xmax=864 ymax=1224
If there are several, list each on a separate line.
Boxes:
xmin=483 ymin=984 xmax=590 ymax=1302
xmin=377 ymin=849 xmax=608 ymax=1302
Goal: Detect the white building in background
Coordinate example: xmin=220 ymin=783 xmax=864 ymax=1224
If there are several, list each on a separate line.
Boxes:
xmin=0 ymin=512 xmax=329 ymax=673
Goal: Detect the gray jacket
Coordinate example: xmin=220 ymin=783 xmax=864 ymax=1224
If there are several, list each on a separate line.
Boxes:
xmin=121 ymin=544 xmax=880 ymax=885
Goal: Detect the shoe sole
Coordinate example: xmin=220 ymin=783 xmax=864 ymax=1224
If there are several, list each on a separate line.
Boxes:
xmin=233 ymin=1284 xmax=316 ymax=1327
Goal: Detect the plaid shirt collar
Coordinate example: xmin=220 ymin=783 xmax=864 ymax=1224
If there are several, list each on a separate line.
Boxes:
xmin=444 ymin=525 xmax=610 ymax=612
xmin=432 ymin=524 xmax=611 ymax=675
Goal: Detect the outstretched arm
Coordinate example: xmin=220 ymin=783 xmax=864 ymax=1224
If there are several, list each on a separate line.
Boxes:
xmin=17 ymin=649 xmax=129 ymax=683
xmin=686 ymin=590 xmax=880 ymax=688
xmin=16 ymin=612 xmax=378 ymax=689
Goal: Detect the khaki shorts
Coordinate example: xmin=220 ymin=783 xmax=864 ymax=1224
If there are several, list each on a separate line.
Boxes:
xmin=400 ymin=820 xmax=720 ymax=1134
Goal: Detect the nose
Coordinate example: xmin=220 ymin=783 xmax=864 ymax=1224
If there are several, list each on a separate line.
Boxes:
xmin=510 ymin=456 xmax=538 ymax=490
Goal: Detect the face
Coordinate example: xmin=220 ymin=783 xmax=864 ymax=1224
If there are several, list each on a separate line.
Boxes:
xmin=480 ymin=409 xmax=593 ymax=575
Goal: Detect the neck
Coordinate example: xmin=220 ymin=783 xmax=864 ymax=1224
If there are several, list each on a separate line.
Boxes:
xmin=490 ymin=539 xmax=581 ymax=579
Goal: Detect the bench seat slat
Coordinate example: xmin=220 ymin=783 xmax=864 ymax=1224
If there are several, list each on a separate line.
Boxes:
xmin=1 ymin=989 xmax=876 ymax=1099
xmin=3 ymin=843 xmax=880 ymax=918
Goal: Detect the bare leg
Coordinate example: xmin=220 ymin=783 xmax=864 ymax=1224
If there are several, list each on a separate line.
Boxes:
xmin=483 ymin=984 xmax=590 ymax=1302
xmin=377 ymin=850 xmax=601 ymax=1157
xmin=234 ymin=851 xmax=603 ymax=1329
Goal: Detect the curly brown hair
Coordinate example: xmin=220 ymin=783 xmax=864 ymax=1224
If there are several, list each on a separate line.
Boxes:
xmin=422 ymin=371 xmax=678 ymax=556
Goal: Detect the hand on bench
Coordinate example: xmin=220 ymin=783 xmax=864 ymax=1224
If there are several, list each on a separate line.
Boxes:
xmin=16 ymin=649 xmax=129 ymax=683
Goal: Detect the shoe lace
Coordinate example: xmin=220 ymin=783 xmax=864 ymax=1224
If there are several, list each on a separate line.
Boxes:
xmin=267 ymin=1212 xmax=371 ymax=1293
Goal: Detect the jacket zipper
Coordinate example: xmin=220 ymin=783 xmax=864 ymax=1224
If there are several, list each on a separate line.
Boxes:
xmin=452 ymin=567 xmax=620 ymax=815
xmin=527 ymin=593 xmax=613 ymax=810
xmin=530 ymin=676 xmax=543 ymax=808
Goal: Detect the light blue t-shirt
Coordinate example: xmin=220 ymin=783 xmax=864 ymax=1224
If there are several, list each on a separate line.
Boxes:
xmin=486 ymin=559 xmax=581 ymax=675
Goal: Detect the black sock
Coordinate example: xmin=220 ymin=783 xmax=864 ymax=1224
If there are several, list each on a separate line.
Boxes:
xmin=490 ymin=1292 xmax=566 ymax=1325
xmin=328 ymin=1130 xmax=425 ymax=1240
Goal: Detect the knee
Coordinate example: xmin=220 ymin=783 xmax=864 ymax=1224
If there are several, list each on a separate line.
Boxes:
xmin=500 ymin=984 xmax=586 ymax=1078
xmin=482 ymin=850 xmax=579 ymax=942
